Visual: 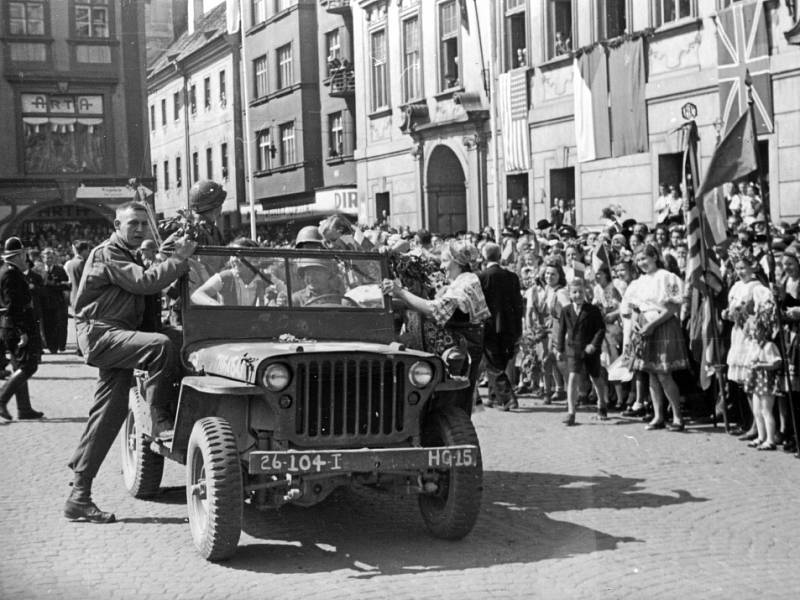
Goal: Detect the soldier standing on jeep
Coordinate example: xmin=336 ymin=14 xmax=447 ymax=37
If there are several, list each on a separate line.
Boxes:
xmin=64 ymin=201 xmax=197 ymax=524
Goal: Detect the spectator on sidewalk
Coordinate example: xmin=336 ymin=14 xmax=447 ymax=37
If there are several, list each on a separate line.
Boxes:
xmin=39 ymin=247 xmax=70 ymax=354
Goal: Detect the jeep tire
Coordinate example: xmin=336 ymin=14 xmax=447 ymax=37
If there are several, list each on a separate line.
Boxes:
xmin=418 ymin=406 xmax=483 ymax=539
xmin=120 ymin=389 xmax=164 ymax=498
xmin=186 ymin=417 xmax=243 ymax=561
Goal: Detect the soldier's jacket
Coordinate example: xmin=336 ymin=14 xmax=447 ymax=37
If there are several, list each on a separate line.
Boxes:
xmin=74 ymin=232 xmax=188 ymax=330
xmin=0 ymin=262 xmax=38 ymax=336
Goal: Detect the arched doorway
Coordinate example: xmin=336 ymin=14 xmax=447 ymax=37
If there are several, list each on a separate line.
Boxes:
xmin=427 ymin=145 xmax=467 ymax=235
xmin=5 ymin=201 xmax=114 ymax=250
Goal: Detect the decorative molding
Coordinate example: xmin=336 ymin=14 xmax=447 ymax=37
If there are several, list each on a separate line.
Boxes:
xmin=648 ymin=31 xmax=702 ymax=74
xmin=462 ymin=133 xmax=486 ymax=151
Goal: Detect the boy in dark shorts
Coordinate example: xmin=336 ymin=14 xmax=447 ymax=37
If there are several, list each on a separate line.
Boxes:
xmin=555 ymin=279 xmax=609 ymax=425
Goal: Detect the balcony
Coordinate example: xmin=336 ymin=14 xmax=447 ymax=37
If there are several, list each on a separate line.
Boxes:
xmin=327 ymin=66 xmax=355 ymax=97
xmin=321 ymin=0 xmax=351 ymax=15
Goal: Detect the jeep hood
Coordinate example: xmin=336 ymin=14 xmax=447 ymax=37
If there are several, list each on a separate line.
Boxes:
xmin=186 ymin=340 xmax=433 ymax=384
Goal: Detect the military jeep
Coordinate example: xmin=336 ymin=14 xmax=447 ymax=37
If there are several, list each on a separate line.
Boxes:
xmin=120 ymin=246 xmax=482 ymax=561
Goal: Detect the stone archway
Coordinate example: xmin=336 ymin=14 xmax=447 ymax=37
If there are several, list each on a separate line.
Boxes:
xmin=426 ymin=145 xmax=467 ymax=235
xmin=2 ymin=200 xmax=114 ymax=243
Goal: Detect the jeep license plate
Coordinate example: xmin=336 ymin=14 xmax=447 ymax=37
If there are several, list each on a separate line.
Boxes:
xmin=248 ymin=445 xmax=478 ymax=475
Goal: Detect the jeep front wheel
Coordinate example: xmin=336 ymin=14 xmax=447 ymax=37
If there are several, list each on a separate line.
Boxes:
xmin=186 ymin=417 xmax=243 ymax=561
xmin=418 ymin=407 xmax=483 ymax=539
xmin=120 ymin=389 xmax=164 ymax=498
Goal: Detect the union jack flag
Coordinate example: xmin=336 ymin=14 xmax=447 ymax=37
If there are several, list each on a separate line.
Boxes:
xmin=715 ymin=0 xmax=773 ymax=135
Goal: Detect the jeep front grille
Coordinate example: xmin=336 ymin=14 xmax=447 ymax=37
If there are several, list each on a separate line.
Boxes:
xmin=294 ymin=358 xmax=406 ymax=441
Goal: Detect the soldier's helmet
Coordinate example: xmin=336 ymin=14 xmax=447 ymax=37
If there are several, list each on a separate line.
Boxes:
xmin=189 ymin=180 xmax=227 ymax=214
xmin=294 ymin=226 xmax=325 ymax=249
xmin=296 ymin=257 xmax=332 ymax=274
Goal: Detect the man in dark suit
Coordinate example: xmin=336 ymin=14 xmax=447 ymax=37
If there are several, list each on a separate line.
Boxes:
xmin=0 ymin=238 xmax=44 ymax=421
xmin=478 ymin=243 xmax=523 ymax=410
xmin=555 ymin=279 xmax=609 ymax=425
xmin=39 ymin=247 xmax=70 ymax=353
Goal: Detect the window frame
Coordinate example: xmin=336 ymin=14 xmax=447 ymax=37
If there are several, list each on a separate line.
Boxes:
xmin=221 ymin=143 xmax=229 ymax=180
xmin=651 ymin=0 xmax=696 ymax=28
xmin=277 ymin=43 xmax=293 ymax=89
xmin=369 ymin=27 xmax=389 ymax=112
xmin=163 ymin=160 xmax=170 ymax=191
xmin=279 ymin=121 xmax=296 ymax=166
xmin=173 ymin=91 xmax=180 ymax=121
xmin=437 ymin=0 xmax=462 ymax=92
xmin=7 ymin=1 xmax=48 ymax=37
xmin=192 ymin=151 xmax=199 ymax=183
xmin=254 ymin=54 xmax=268 ymax=98
xmin=325 ymin=28 xmax=342 ymax=77
xmin=203 ymin=77 xmax=211 ymax=110
xmin=504 ymin=0 xmax=528 ymax=70
xmin=256 ymin=129 xmax=273 ymax=171
xmin=189 ymin=84 xmax=197 ymax=115
xmin=149 ymin=104 xmax=155 ymax=131
xmin=160 ymin=98 xmax=166 ymax=127
xmin=401 ymin=14 xmax=422 ymax=103
xmin=252 ymin=0 xmax=266 ymax=26
xmin=328 ymin=111 xmax=344 ymax=158
xmin=219 ymin=70 xmax=227 ymax=107
xmin=596 ymin=0 xmax=630 ymax=41
xmin=73 ymin=0 xmax=111 ymax=39
xmin=176 ymin=156 xmax=182 ymax=188
xmin=206 ymin=147 xmax=213 ymax=179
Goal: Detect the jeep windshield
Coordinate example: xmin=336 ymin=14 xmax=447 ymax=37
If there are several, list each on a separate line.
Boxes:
xmin=187 ymin=247 xmax=386 ymax=310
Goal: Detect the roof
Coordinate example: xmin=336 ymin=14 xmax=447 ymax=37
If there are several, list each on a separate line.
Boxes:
xmin=148 ymin=3 xmax=227 ymax=76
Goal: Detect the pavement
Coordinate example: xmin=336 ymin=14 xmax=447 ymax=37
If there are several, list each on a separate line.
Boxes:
xmin=1 ymin=329 xmax=799 ymax=599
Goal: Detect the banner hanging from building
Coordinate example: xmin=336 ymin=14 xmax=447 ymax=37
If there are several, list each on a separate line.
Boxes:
xmin=497 ymin=67 xmax=530 ymax=172
xmin=715 ymin=0 xmax=773 ymax=135
xmin=573 ymin=47 xmax=611 ymax=163
xmin=608 ymin=38 xmax=648 ymax=157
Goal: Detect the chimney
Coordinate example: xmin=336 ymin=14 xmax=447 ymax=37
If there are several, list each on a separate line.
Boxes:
xmin=187 ymin=0 xmax=203 ymax=35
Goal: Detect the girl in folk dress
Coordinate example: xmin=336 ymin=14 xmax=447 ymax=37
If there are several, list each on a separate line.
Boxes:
xmin=535 ymin=260 xmax=570 ymax=403
xmin=620 ymin=244 xmax=690 ymax=431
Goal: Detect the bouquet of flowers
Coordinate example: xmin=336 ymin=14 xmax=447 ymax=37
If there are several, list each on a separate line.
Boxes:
xmin=158 ymin=208 xmax=204 ymax=243
xmin=745 ymin=298 xmax=778 ymax=345
xmin=386 ymin=251 xmax=444 ymax=299
xmin=729 ymin=299 xmax=753 ymax=330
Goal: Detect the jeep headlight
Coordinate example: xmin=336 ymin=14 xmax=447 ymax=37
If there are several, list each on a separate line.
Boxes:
xmin=442 ymin=346 xmax=470 ymax=378
xmin=262 ymin=363 xmax=292 ymax=392
xmin=408 ymin=361 xmax=434 ymax=388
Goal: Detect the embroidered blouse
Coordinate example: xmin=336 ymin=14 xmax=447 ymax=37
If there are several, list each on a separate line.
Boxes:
xmin=428 ymin=272 xmax=490 ymax=326
xmin=620 ymin=269 xmax=684 ymax=322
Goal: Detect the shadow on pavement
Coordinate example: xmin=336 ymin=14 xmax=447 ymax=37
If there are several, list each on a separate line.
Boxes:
xmin=216 ymin=470 xmax=705 ymax=575
xmin=116 ymin=516 xmax=188 ymax=525
xmin=2 ymin=416 xmax=88 ymax=424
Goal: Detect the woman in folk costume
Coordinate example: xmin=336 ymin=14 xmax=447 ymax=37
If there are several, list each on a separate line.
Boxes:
xmin=620 ymin=244 xmax=689 ymax=431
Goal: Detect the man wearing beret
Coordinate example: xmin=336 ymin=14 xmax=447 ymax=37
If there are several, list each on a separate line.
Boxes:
xmin=64 ymin=201 xmax=197 ymax=523
xmin=0 ymin=237 xmax=44 ymax=421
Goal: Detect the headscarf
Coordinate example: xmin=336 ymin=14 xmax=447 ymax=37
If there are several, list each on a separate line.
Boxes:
xmin=442 ymin=239 xmax=480 ymax=271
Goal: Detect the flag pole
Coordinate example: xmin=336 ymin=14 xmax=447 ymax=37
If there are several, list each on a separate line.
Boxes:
xmin=746 ymin=75 xmax=800 ymax=457
xmin=682 ymin=107 xmax=729 ymax=431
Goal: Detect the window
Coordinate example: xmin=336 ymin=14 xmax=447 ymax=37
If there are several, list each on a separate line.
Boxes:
xmin=402 ymin=17 xmax=422 ymax=102
xmin=257 ymin=130 xmax=272 ymax=171
xmin=279 ymin=121 xmax=296 ymax=165
xmin=221 ymin=143 xmax=229 ymax=179
xmin=204 ymin=77 xmax=211 ymax=110
xmin=325 ymin=29 xmax=342 ymax=76
xmin=252 ymin=0 xmax=265 ymax=25
xmin=173 ymin=91 xmax=180 ymax=121
xmin=277 ymin=44 xmax=293 ymax=88
xmin=75 ymin=0 xmax=109 ymax=38
xmin=370 ymin=29 xmax=388 ymax=110
xmin=328 ymin=112 xmax=343 ymax=158
xmin=597 ymin=0 xmax=627 ymax=40
xmin=8 ymin=1 xmax=45 ymax=35
xmin=653 ymin=0 xmax=694 ymax=27
xmin=149 ymin=104 xmax=155 ymax=131
xmin=206 ymin=148 xmax=213 ymax=179
xmin=152 ymin=163 xmax=157 ymax=188
xmin=219 ymin=70 xmax=226 ymax=106
xmin=160 ymin=98 xmax=166 ymax=126
xmin=505 ymin=0 xmax=527 ymax=69
xmin=190 ymin=84 xmax=197 ymax=115
xmin=163 ymin=160 xmax=170 ymax=190
xmin=254 ymin=55 xmax=268 ymax=97
xmin=438 ymin=1 xmax=460 ymax=90
xmin=547 ymin=0 xmax=573 ymax=58
xmin=192 ymin=151 xmax=199 ymax=182
xmin=176 ymin=156 xmax=182 ymax=188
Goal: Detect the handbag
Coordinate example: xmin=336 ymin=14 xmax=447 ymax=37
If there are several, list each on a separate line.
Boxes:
xmin=755 ymin=342 xmax=782 ymax=371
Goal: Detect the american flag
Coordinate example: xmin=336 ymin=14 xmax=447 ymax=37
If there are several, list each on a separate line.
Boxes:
xmin=715 ymin=0 xmax=773 ymax=135
xmin=683 ymin=121 xmax=723 ymax=295
xmin=497 ymin=68 xmax=530 ymax=172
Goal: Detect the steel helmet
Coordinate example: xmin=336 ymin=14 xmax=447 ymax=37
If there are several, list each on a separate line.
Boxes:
xmin=188 ymin=179 xmax=227 ymax=213
xmin=294 ymin=225 xmax=324 ymax=248
xmin=296 ymin=257 xmax=332 ymax=274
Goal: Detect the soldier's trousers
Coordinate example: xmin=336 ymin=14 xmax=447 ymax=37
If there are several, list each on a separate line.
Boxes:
xmin=68 ymin=323 xmax=180 ymax=480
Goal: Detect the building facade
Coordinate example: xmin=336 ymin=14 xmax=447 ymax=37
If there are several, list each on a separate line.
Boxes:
xmin=499 ymin=0 xmax=800 ymax=228
xmin=147 ymin=3 xmax=244 ymax=233
xmin=352 ymin=0 xmax=497 ymax=233
xmin=0 ymin=0 xmax=151 ymax=239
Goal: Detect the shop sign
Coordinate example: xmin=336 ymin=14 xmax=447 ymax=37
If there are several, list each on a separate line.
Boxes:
xmin=315 ymin=188 xmax=359 ymax=215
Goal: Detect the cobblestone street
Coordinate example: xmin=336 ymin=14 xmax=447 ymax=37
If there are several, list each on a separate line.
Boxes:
xmin=2 ymin=333 xmax=799 ymax=600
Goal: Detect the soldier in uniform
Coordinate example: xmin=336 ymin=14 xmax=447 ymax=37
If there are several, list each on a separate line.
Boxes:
xmin=291 ymin=258 xmax=344 ymax=306
xmin=0 ymin=237 xmax=44 ymax=421
xmin=64 ymin=201 xmax=196 ymax=523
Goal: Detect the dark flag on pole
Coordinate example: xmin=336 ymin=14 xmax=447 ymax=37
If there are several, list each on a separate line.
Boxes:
xmin=696 ymin=109 xmax=758 ymax=199
xmin=683 ymin=120 xmax=723 ymax=390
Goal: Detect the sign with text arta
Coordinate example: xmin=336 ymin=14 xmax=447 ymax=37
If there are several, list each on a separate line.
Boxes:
xmin=21 ymin=94 xmax=103 ymax=115
xmin=315 ymin=187 xmax=359 ymax=215
xmin=715 ymin=0 xmax=773 ymax=135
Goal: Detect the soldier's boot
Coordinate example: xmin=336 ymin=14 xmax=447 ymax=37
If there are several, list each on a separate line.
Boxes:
xmin=64 ymin=472 xmax=115 ymax=524
xmin=14 ymin=381 xmax=43 ymax=420
xmin=0 ymin=369 xmax=29 ymax=421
